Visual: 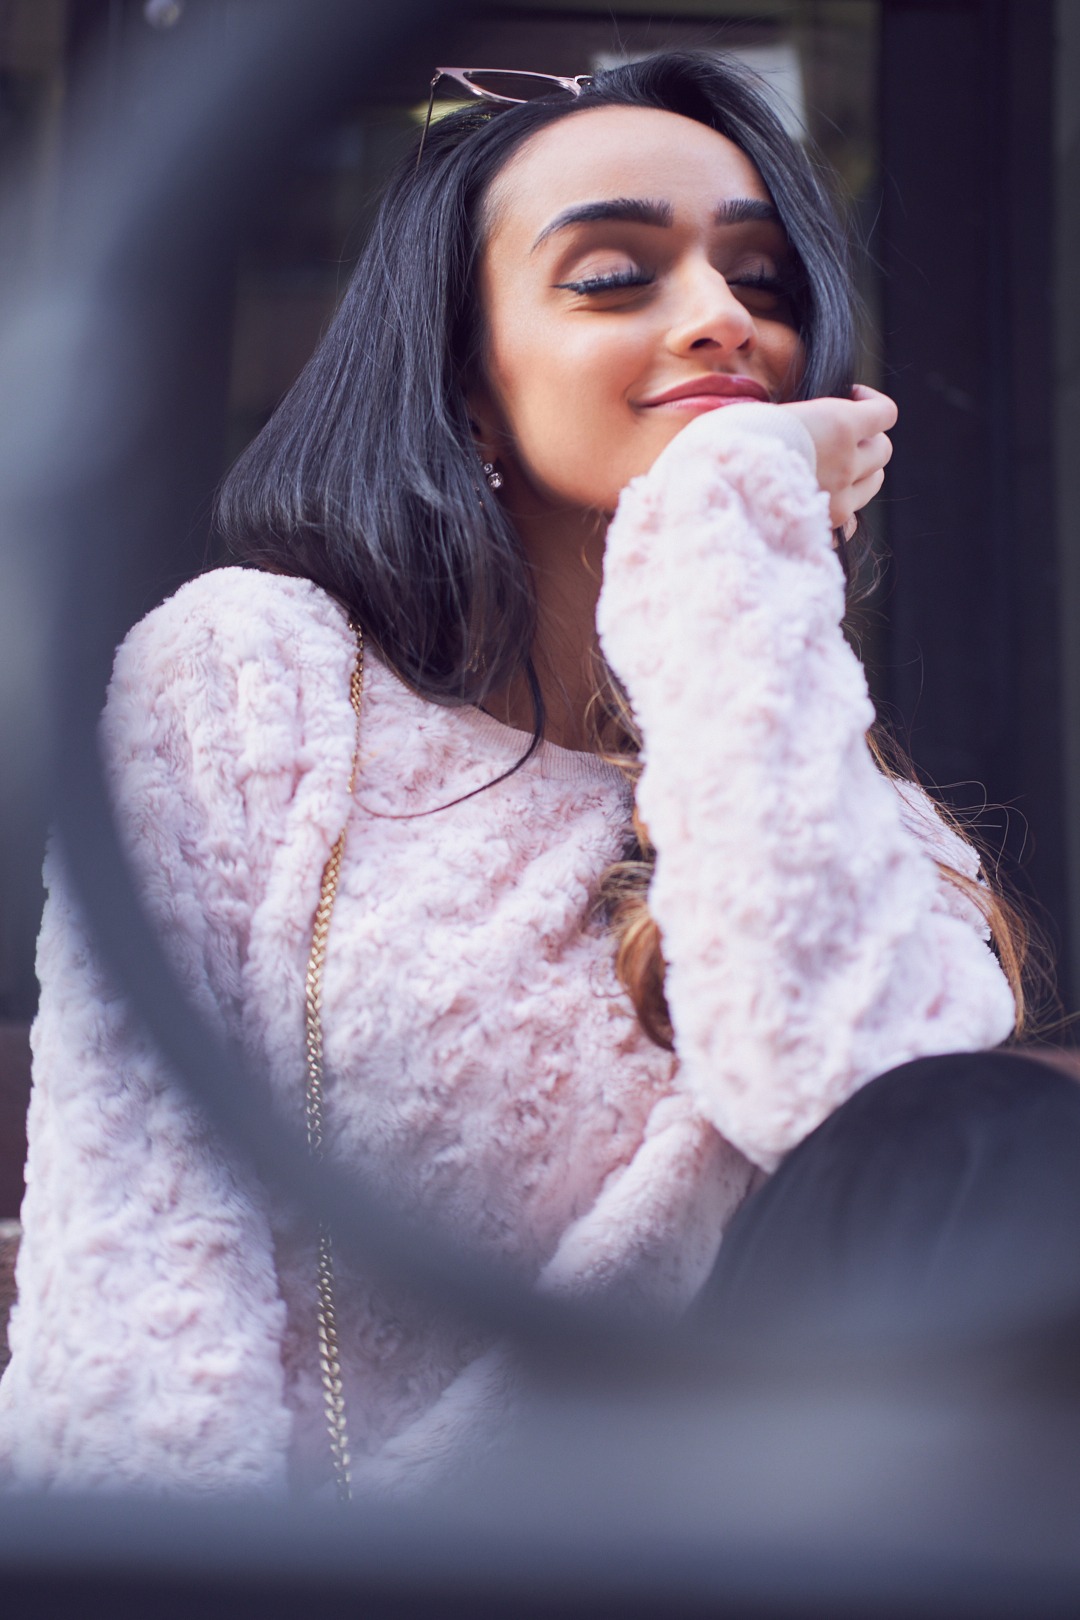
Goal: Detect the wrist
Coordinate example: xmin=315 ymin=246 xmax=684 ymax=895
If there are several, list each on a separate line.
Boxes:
xmin=704 ymin=401 xmax=817 ymax=474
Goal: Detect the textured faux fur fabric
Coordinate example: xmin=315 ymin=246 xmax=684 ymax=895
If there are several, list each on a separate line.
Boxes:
xmin=0 ymin=409 xmax=1015 ymax=1495
xmin=599 ymin=407 xmax=1017 ymax=1171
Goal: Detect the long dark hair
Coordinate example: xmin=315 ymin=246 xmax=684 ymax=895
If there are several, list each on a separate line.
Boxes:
xmin=217 ymin=51 xmax=1032 ymax=1039
xmin=217 ymin=51 xmax=856 ymax=704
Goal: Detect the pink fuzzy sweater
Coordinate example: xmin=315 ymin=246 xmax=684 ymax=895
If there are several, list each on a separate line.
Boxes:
xmin=0 ymin=408 xmax=1015 ymax=1495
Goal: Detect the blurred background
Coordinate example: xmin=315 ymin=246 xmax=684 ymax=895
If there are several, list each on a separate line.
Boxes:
xmin=0 ymin=0 xmax=1077 ymax=1234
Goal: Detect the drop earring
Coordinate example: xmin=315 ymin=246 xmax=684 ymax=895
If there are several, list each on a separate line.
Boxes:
xmin=483 ymin=461 xmax=503 ymax=493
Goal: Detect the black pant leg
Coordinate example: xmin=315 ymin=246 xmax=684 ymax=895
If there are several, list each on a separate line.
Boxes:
xmin=698 ymin=1051 xmax=1080 ymax=1358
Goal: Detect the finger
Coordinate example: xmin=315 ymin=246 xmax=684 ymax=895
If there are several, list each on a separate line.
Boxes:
xmin=848 ymin=465 xmax=886 ymax=515
xmin=850 ymin=382 xmax=894 ymax=410
xmin=849 ymin=384 xmax=898 ymax=434
xmin=842 ymin=516 xmax=858 ymax=543
xmin=831 ymin=466 xmax=886 ymax=528
xmin=852 ymin=431 xmax=893 ymax=482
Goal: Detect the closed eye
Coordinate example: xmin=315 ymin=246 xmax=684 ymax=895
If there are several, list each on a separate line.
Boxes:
xmin=553 ymin=269 xmax=655 ymax=296
xmin=728 ymin=265 xmax=800 ymax=315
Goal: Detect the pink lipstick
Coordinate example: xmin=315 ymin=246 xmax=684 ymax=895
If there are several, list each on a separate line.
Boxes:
xmin=639 ymin=374 xmax=771 ymax=412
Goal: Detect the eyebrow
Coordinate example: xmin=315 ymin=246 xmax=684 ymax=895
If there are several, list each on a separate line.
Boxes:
xmin=530 ymin=194 xmax=781 ymax=251
xmin=531 ymin=197 xmax=672 ymax=251
xmin=714 ymin=197 xmax=780 ymax=227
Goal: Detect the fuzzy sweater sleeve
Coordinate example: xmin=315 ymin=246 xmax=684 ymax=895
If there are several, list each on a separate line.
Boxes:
xmin=596 ymin=406 xmax=1017 ymax=1173
xmin=0 ymin=574 xmax=308 ymax=1493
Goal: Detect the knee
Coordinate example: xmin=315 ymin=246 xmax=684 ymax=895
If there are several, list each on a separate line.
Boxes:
xmin=702 ymin=1047 xmax=1080 ymax=1352
xmin=819 ymin=1047 xmax=1080 ymax=1150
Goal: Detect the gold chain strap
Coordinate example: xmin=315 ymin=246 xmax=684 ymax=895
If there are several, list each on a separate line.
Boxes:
xmin=304 ymin=623 xmax=364 ymax=1505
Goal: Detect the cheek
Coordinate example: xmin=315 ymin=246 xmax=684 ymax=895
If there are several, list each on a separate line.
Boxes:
xmin=489 ymin=317 xmax=655 ymax=508
xmin=770 ymin=326 xmax=806 ymax=396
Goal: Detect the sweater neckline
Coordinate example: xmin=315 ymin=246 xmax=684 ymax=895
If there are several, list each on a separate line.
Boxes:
xmin=464 ymin=704 xmax=627 ymax=786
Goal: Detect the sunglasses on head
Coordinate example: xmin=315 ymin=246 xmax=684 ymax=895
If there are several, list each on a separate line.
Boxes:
xmin=416 ymin=67 xmax=594 ymax=169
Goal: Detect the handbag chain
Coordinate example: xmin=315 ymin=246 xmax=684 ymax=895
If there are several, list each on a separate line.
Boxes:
xmin=304 ymin=621 xmax=364 ymax=1504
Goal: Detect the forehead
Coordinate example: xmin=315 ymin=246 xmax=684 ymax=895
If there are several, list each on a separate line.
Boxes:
xmin=484 ymin=104 xmax=772 ymax=241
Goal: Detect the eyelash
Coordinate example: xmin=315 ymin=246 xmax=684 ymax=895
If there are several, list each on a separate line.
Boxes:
xmin=554 ymin=269 xmax=654 ymax=295
xmin=554 ymin=264 xmax=796 ymax=301
xmin=731 ymin=267 xmax=789 ymax=296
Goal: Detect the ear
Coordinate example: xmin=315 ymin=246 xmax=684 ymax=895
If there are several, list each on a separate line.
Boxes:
xmin=466 ymin=381 xmax=507 ymax=469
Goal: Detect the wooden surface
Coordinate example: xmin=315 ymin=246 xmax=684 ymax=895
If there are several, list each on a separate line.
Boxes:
xmin=0 ymin=1220 xmax=19 ymax=1375
xmin=0 ymin=1023 xmax=30 ymax=1221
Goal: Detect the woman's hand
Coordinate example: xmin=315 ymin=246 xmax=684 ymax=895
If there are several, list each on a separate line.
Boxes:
xmin=779 ymin=384 xmax=897 ymax=536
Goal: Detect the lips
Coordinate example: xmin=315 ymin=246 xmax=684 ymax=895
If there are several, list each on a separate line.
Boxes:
xmin=639 ymin=374 xmax=771 ymax=409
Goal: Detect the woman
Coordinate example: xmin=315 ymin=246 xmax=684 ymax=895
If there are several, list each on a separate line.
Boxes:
xmin=0 ymin=51 xmax=1065 ymax=1499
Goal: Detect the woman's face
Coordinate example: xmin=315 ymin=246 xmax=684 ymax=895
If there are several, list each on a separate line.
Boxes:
xmin=473 ymin=105 xmax=806 ymax=519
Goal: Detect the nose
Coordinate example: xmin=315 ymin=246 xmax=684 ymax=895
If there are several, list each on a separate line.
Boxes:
xmin=665 ymin=261 xmax=755 ymax=357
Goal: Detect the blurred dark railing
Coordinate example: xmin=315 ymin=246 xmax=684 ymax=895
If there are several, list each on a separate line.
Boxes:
xmin=1 ymin=3 xmax=1080 ymax=1614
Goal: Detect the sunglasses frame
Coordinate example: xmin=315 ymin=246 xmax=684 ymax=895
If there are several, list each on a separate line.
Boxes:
xmin=416 ymin=66 xmax=594 ymax=169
